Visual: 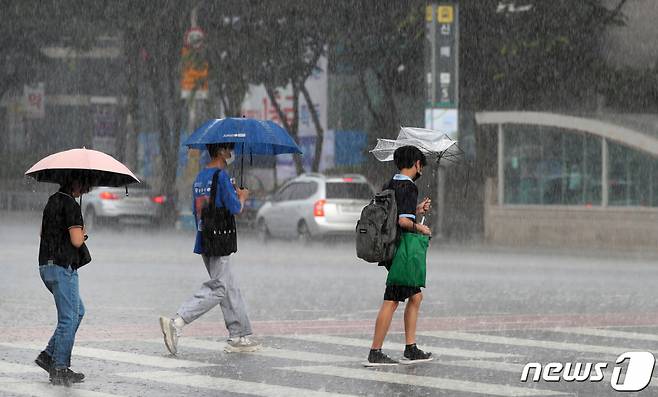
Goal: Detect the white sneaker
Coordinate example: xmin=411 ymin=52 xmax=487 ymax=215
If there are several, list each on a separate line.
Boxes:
xmin=224 ymin=336 xmax=262 ymax=353
xmin=159 ymin=316 xmax=181 ymax=355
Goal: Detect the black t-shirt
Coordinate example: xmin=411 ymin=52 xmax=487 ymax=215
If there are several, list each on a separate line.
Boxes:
xmin=38 ymin=191 xmax=84 ymax=268
xmin=383 ymin=176 xmax=418 ymax=221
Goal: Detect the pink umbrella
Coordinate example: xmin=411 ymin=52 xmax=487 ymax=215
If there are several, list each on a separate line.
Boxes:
xmin=25 ymin=148 xmax=139 ymax=187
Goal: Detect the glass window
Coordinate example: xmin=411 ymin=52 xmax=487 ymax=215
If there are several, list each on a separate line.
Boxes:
xmin=503 ymin=125 xmax=601 ymax=206
xmin=325 ymin=182 xmax=373 ymax=199
xmin=297 ymin=182 xmax=318 ymax=199
xmin=287 ymin=182 xmax=317 ymax=200
xmin=608 ymin=143 xmax=658 ymax=207
xmin=275 ymin=184 xmax=295 ymax=201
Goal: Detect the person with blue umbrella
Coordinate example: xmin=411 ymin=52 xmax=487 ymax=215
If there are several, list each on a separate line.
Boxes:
xmin=158 ymin=117 xmax=301 ymax=356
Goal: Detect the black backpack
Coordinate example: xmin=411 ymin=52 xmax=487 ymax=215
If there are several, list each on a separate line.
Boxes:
xmin=355 ymin=189 xmax=397 ymax=262
xmin=200 ymin=170 xmax=238 ymax=257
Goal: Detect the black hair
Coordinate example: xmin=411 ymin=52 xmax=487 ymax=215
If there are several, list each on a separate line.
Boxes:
xmin=393 ymin=145 xmax=426 ymax=170
xmin=59 ymin=170 xmax=92 ymax=193
xmin=207 ymin=142 xmax=236 ymax=158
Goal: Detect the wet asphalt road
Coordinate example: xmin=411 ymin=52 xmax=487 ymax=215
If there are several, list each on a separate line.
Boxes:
xmin=2 ymin=211 xmax=658 ymax=396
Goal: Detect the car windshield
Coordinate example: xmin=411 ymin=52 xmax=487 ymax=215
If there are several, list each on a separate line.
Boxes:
xmin=325 ymin=182 xmax=372 ymax=199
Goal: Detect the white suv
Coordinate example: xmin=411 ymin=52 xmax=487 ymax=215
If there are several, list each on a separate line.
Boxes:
xmin=255 ymin=173 xmax=374 ymax=241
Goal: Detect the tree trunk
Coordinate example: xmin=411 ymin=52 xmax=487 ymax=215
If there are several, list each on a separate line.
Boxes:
xmin=123 ymin=28 xmax=140 ymax=171
xmin=358 ymin=70 xmax=400 ymax=186
xmin=300 ymin=82 xmax=324 ymax=172
xmin=266 ymin=83 xmax=304 ymax=175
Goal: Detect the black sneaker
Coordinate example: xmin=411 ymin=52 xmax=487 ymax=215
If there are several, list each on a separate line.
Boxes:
xmin=400 ymin=343 xmax=433 ymax=365
xmin=363 ymin=349 xmax=399 ymax=367
xmin=49 ymin=367 xmax=85 ymax=385
xmin=35 ymin=351 xmax=52 ymax=373
xmin=49 ymin=368 xmax=71 ymax=386
xmin=66 ymin=368 xmax=85 ymax=383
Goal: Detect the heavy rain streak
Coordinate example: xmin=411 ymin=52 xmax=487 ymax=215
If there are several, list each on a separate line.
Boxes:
xmin=1 ymin=1 xmax=658 ymax=396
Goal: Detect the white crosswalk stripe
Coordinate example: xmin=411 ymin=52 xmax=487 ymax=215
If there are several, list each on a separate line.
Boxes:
xmin=0 ymin=376 xmax=127 ymax=397
xmin=160 ymin=337 xmax=360 ymax=363
xmin=551 ymin=327 xmax=658 ymax=343
xmin=418 ymin=331 xmax=631 ymax=358
xmin=277 ymin=365 xmax=567 ymax=396
xmin=443 ymin=359 xmax=527 ymax=373
xmin=286 ymin=334 xmax=520 ymax=359
xmin=117 ymin=370 xmax=359 ymax=397
xmin=0 ymin=361 xmax=42 ymax=374
xmin=0 ymin=342 xmax=212 ymax=369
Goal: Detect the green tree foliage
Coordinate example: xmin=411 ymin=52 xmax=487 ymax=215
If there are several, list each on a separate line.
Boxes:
xmin=0 ymin=1 xmax=97 ymax=98
xmin=460 ymin=0 xmax=627 ymax=110
xmin=329 ymin=0 xmax=426 ymax=183
xmin=199 ymin=0 xmax=256 ymax=118
xmin=243 ymin=0 xmax=330 ymax=174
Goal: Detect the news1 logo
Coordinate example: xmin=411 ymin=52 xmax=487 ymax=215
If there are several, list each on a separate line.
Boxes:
xmin=521 ymin=352 xmax=655 ymax=392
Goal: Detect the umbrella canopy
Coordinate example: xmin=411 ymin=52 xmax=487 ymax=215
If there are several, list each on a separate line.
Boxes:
xmin=370 ymin=126 xmax=460 ymax=165
xmin=183 ymin=117 xmax=302 ymax=155
xmin=25 ymin=148 xmax=140 ymax=187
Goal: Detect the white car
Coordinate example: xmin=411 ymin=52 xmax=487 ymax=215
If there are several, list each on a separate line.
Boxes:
xmin=256 ymin=173 xmax=374 ymax=241
xmin=82 ymin=182 xmax=168 ymax=230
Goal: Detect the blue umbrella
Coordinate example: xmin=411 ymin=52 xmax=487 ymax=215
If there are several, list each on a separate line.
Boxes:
xmin=183 ymin=117 xmax=302 ymax=155
xmin=183 ymin=117 xmax=302 ymax=187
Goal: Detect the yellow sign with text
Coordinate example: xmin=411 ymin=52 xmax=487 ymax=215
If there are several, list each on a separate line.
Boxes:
xmin=438 ymin=6 xmax=454 ymax=23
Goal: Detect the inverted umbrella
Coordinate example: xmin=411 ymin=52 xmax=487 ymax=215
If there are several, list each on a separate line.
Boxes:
xmin=25 ymin=148 xmax=140 ymax=187
xmin=183 ymin=117 xmax=303 ymax=187
xmin=370 ymin=126 xmax=461 ymax=165
xmin=371 ymin=126 xmax=470 ymax=206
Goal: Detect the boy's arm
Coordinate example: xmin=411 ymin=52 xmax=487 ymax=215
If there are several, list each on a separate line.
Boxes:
xmin=219 ymin=173 xmax=244 ymax=215
xmin=398 ymin=217 xmax=431 ymax=235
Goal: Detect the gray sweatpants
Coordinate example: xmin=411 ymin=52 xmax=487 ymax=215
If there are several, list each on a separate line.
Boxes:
xmin=176 ymin=255 xmax=253 ymax=338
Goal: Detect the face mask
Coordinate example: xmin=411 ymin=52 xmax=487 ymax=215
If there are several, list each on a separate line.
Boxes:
xmin=226 ymin=150 xmax=235 ymax=166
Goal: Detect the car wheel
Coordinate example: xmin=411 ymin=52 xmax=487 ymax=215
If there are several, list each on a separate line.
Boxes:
xmin=84 ymin=208 xmax=96 ymax=231
xmin=297 ymin=221 xmax=312 ymax=243
xmin=258 ymin=219 xmax=271 ymax=243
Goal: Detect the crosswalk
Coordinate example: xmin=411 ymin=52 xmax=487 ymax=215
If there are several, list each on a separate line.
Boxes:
xmin=2 ymin=326 xmax=658 ymax=396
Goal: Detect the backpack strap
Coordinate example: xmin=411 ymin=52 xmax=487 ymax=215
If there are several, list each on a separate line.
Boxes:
xmin=209 ymin=170 xmax=221 ymax=209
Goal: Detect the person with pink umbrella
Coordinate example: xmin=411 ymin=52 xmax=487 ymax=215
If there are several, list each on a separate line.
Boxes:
xmin=26 ymin=148 xmax=138 ymax=386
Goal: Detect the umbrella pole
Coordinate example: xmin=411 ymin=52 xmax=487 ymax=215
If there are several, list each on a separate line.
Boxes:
xmin=240 ymin=142 xmax=245 ymax=189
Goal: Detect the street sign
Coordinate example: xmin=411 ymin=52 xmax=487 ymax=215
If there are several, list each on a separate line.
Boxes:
xmin=425 ymin=3 xmax=459 ymax=139
xmin=438 ymin=5 xmax=454 ymax=23
xmin=180 ymin=46 xmax=208 ymax=99
xmin=184 ymin=27 xmax=205 ymax=49
xmin=426 ymin=3 xmax=458 ymax=109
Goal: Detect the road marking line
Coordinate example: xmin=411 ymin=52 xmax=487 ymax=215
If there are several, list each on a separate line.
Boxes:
xmin=117 ymin=370 xmax=359 ymax=397
xmin=551 ymin=327 xmax=658 ymax=343
xmin=0 ymin=342 xmax=211 ymax=369
xmin=277 ymin=365 xmax=566 ymax=396
xmin=0 ymin=360 xmax=42 ymax=374
xmin=158 ymin=337 xmax=360 ymax=363
xmin=0 ymin=376 xmax=126 ymax=397
xmin=285 ymin=334 xmax=519 ymax=359
xmin=418 ymin=331 xmax=630 ymax=358
xmin=443 ymin=359 xmax=527 ymax=373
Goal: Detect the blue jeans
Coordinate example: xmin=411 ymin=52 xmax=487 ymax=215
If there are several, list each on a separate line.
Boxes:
xmin=39 ymin=263 xmax=85 ymax=368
